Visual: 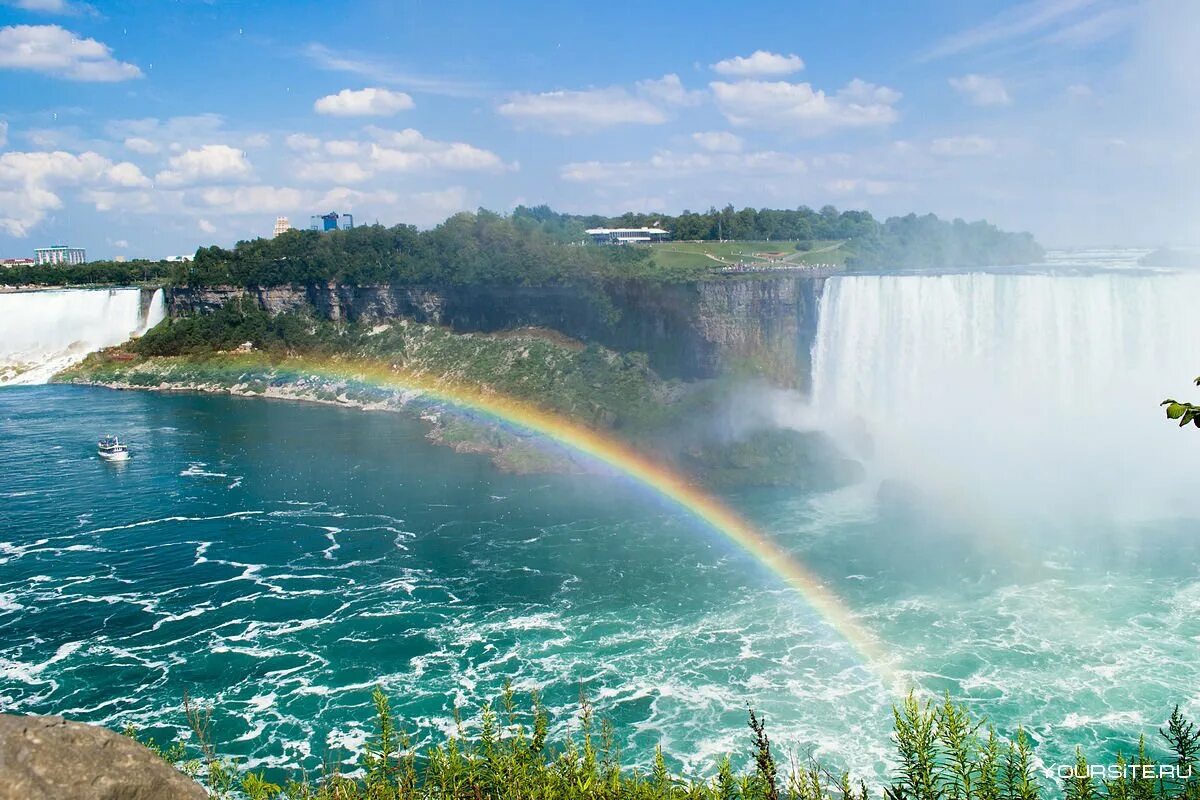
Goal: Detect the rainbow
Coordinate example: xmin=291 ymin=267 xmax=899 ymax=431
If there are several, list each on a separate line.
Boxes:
xmin=266 ymin=358 xmax=895 ymax=687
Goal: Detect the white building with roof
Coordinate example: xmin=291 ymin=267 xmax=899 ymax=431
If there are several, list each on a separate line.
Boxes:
xmin=585 ymin=227 xmax=669 ymax=244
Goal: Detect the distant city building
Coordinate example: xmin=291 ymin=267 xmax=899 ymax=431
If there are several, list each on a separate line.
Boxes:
xmin=164 ymin=254 xmax=195 ymax=263
xmin=585 ymin=227 xmax=669 ymax=244
xmin=113 ymin=255 xmax=127 ymax=263
xmin=0 ymin=258 xmax=35 ymax=268
xmin=35 ymin=245 xmax=87 ymax=266
xmin=310 ymin=211 xmax=354 ymax=233
xmin=273 ymin=216 xmax=292 ymax=238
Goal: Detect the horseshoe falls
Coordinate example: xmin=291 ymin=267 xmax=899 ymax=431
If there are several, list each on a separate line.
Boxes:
xmin=810 ymin=271 xmax=1200 ymax=521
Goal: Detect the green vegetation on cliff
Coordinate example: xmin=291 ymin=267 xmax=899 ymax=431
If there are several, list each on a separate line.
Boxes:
xmin=4 ymin=205 xmax=1041 ymax=289
xmin=128 ymin=684 xmax=1200 ymax=800
xmin=0 ymin=258 xmax=174 ymax=287
xmin=61 ymin=297 xmax=852 ymax=489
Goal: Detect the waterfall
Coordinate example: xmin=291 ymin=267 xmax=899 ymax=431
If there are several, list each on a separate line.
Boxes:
xmin=810 ymin=272 xmax=1200 ymax=519
xmin=140 ymin=288 xmax=166 ymax=335
xmin=0 ymin=287 xmax=165 ymax=386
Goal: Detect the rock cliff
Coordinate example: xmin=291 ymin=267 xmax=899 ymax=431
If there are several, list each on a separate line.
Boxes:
xmin=166 ymin=277 xmax=823 ymax=387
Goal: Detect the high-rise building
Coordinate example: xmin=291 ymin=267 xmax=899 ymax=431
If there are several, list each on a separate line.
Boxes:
xmin=35 ymin=245 xmax=86 ymax=266
xmin=309 ymin=211 xmax=354 ymax=232
xmin=273 ymin=216 xmax=292 ymax=238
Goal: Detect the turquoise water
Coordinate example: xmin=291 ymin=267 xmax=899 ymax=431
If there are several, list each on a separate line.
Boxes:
xmin=2 ymin=385 xmax=1200 ymax=781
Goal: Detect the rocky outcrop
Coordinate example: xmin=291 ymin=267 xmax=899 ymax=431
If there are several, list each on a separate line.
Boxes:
xmin=166 ymin=276 xmax=823 ymax=387
xmin=0 ymin=714 xmax=205 ymax=800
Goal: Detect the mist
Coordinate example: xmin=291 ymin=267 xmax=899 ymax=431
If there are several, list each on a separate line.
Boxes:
xmin=800 ymin=270 xmax=1200 ymax=525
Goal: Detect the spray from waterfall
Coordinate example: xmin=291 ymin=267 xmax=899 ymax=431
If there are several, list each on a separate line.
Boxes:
xmin=804 ymin=271 xmax=1200 ymax=523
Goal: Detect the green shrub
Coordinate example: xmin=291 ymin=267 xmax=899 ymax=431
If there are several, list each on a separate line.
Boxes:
xmin=123 ymin=686 xmax=1200 ymax=800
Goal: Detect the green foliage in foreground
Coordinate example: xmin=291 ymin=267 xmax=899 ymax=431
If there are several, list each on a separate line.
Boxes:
xmin=1162 ymin=378 xmax=1200 ymax=428
xmin=125 ymin=685 xmax=1200 ymax=800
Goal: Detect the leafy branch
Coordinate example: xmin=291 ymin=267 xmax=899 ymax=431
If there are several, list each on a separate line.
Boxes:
xmin=1162 ymin=377 xmax=1200 ymax=427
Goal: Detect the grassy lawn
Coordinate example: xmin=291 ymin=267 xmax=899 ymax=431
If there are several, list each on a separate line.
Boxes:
xmin=648 ymin=239 xmax=848 ymax=271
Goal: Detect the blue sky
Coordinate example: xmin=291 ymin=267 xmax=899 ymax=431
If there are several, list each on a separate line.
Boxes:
xmin=0 ymin=0 xmax=1195 ymax=257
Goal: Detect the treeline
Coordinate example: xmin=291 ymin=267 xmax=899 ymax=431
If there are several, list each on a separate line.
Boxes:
xmin=0 ymin=259 xmax=174 ymax=287
xmin=513 ymin=204 xmax=1043 ymax=269
xmin=173 ymin=211 xmax=668 ymax=288
xmin=128 ymin=684 xmax=1200 ymax=800
xmin=850 ymin=213 xmax=1043 ymax=270
xmin=4 ymin=205 xmax=1042 ymax=290
xmin=514 ymin=203 xmax=880 ymax=243
xmin=173 ymin=207 xmax=1039 ymax=287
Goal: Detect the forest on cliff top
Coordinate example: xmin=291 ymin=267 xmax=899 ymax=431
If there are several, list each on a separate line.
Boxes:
xmin=1 ymin=205 xmax=1041 ymax=289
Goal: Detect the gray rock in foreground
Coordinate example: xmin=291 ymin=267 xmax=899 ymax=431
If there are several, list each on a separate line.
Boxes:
xmin=0 ymin=714 xmax=206 ymax=800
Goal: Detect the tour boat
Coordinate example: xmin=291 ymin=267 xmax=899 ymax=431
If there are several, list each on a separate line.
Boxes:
xmin=97 ymin=435 xmax=131 ymax=462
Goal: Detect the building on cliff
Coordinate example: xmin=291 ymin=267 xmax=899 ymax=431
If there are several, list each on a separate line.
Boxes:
xmin=586 ymin=227 xmax=669 ymax=244
xmin=35 ymin=245 xmax=86 ymax=266
xmin=273 ymin=216 xmax=293 ymax=238
xmin=310 ymin=211 xmax=354 ymax=233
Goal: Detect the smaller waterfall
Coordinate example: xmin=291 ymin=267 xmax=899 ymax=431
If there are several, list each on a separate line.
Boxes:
xmin=140 ymin=288 xmax=166 ymax=335
xmin=0 ymin=287 xmax=165 ymax=386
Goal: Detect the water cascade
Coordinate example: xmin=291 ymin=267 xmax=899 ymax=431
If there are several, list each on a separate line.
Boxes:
xmin=810 ymin=271 xmax=1200 ymax=520
xmin=0 ymin=287 xmax=165 ymax=386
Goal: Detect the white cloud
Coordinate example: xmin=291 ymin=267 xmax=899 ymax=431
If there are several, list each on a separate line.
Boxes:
xmin=635 ymin=74 xmax=704 ymax=106
xmin=711 ymin=78 xmax=901 ymax=133
xmin=295 ymin=161 xmax=372 ymax=184
xmin=0 ymin=25 xmax=141 ymax=81
xmin=561 ymin=149 xmax=807 ymax=186
xmin=285 ymin=133 xmax=321 ymax=152
xmin=949 ymin=74 xmax=1012 ymax=106
xmin=107 ymin=161 xmax=152 ymax=187
xmin=0 ymin=149 xmax=150 ymax=235
xmin=314 ymin=87 xmax=415 ymax=117
xmin=197 ymin=185 xmax=307 ymax=214
xmin=0 ymin=121 xmax=7 ymax=148
xmin=930 ymin=135 xmax=998 ymax=156
xmin=825 ymin=178 xmax=899 ymax=196
xmin=712 ymin=50 xmax=805 ymax=77
xmin=243 ymin=133 xmax=270 ymax=148
xmin=498 ymin=73 xmax=702 ymax=134
xmin=123 ymin=137 xmax=159 ymax=154
xmin=198 ymin=219 xmax=216 ymax=234
xmin=155 ymin=145 xmax=252 ymax=187
xmin=304 ymin=42 xmax=487 ymax=98
xmin=2 ymin=0 xmax=95 ymax=15
xmin=287 ymin=128 xmax=512 ymax=185
xmin=324 ymin=139 xmax=362 ymax=157
xmin=109 ymin=114 xmax=225 ymax=145
xmin=368 ymin=128 xmax=512 ymax=173
xmin=691 ymin=131 xmax=744 ymax=153
xmin=920 ymin=0 xmax=1101 ymax=60
xmin=498 ymin=88 xmax=666 ymax=133
xmin=112 ymin=238 xmax=128 ymax=248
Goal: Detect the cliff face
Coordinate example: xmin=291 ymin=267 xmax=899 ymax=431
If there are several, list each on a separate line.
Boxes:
xmin=166 ymin=277 xmax=823 ymax=387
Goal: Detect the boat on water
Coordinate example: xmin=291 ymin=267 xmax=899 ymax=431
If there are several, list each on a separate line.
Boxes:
xmin=98 ymin=435 xmax=131 ymax=462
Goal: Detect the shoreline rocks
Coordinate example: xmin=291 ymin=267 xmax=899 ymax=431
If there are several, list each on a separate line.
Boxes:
xmin=0 ymin=713 xmax=205 ymax=800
